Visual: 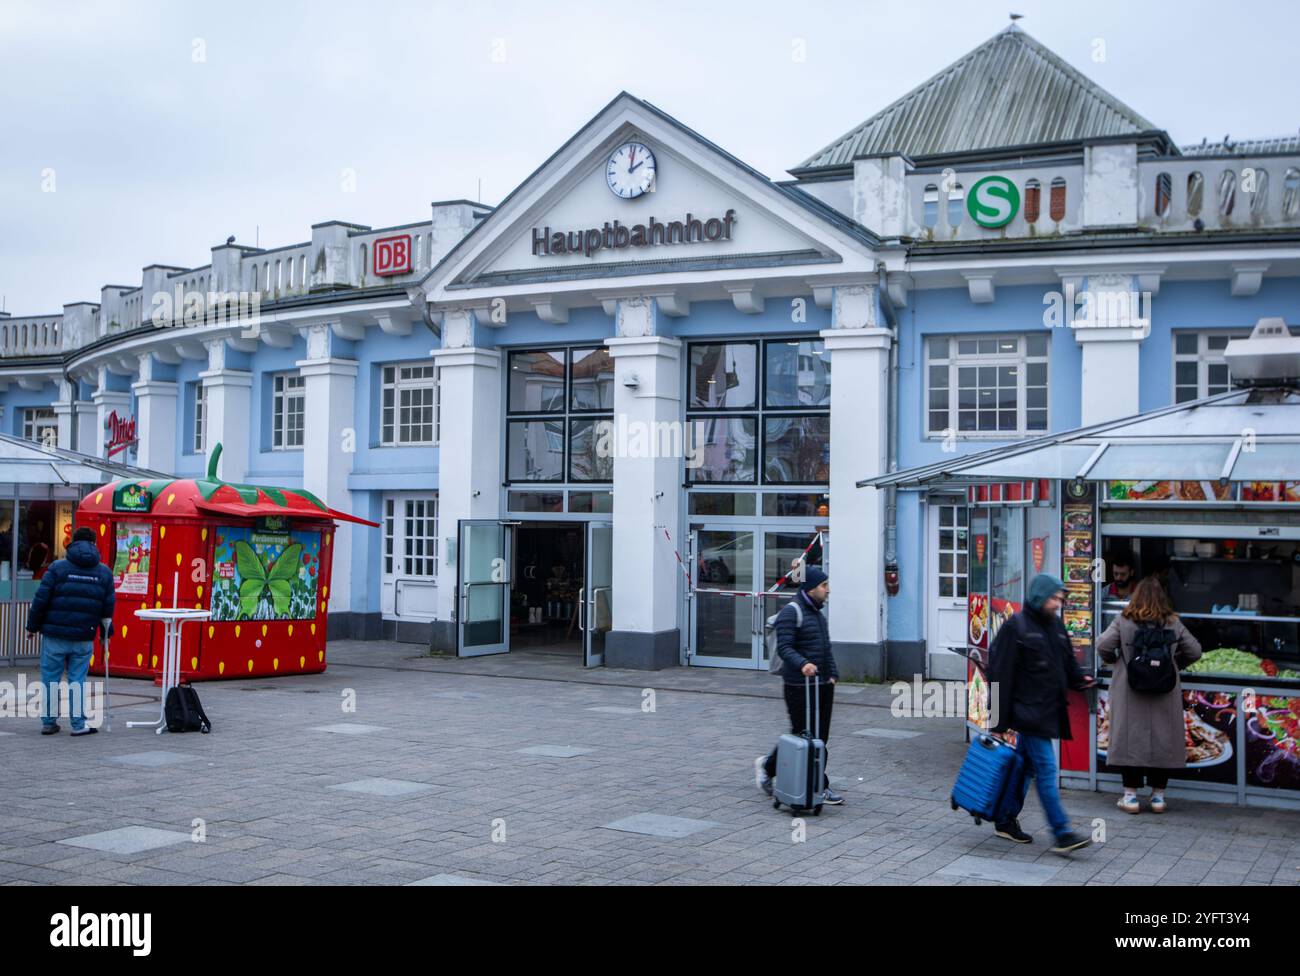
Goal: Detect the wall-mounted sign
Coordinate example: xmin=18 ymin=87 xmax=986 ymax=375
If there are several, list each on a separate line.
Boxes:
xmin=372 ymin=234 xmax=412 ymax=277
xmin=532 ymin=210 xmax=736 ymax=258
xmin=967 ymin=175 xmax=1020 ymax=229
xmin=104 ymin=410 xmax=138 ymax=458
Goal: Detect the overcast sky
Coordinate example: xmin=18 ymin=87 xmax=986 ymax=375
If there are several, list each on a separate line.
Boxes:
xmin=1 ymin=0 xmax=1295 ymax=314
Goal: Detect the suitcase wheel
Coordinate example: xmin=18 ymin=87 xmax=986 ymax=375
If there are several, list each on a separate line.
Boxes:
xmin=973 ymin=817 xmax=982 ymax=826
xmin=950 ymin=797 xmax=958 ymax=811
xmin=772 ymin=799 xmax=781 ymax=810
xmin=812 ymin=805 xmax=822 ymax=816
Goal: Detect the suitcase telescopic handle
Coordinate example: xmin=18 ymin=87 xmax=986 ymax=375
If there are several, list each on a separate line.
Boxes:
xmin=805 ymin=673 xmax=819 ymax=741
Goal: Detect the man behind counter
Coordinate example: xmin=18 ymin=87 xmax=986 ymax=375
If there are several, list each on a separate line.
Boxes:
xmin=1106 ymin=555 xmax=1136 ymax=601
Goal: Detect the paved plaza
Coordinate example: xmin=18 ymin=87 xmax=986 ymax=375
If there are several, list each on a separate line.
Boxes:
xmin=2 ymin=641 xmax=1298 ymax=886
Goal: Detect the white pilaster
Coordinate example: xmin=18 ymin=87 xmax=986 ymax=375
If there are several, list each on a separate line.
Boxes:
xmin=426 ymin=341 xmax=503 ymax=635
xmin=91 ymin=387 xmax=132 ymax=459
xmin=131 ymin=356 xmax=177 ymax=473
xmin=52 ymin=380 xmax=75 ymax=451
xmin=298 ymin=336 xmax=358 ymax=615
xmin=199 ymin=340 xmax=252 ymax=481
xmin=605 ymin=331 xmax=683 ymax=648
xmin=1068 ymin=272 xmax=1150 ymax=424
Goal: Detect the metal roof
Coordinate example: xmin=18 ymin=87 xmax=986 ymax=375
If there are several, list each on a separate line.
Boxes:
xmin=797 ymin=25 xmax=1161 ymax=172
xmin=0 ymin=433 xmax=170 ymax=487
xmin=858 ymin=386 xmax=1300 ymax=488
xmin=1180 ymin=134 xmax=1300 ymax=157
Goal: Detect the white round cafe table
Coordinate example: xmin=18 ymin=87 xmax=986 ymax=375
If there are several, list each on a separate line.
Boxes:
xmin=125 ymin=608 xmax=211 ymax=734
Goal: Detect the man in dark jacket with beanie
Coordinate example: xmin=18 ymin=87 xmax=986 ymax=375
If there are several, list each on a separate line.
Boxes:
xmin=756 ymin=566 xmax=843 ymax=804
xmin=987 ymin=573 xmax=1094 ymax=854
xmin=29 ymin=526 xmax=115 ymax=736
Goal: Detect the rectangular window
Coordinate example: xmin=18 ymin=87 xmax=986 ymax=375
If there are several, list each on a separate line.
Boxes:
xmin=402 ymin=497 xmax=438 ymax=577
xmin=1172 ymin=330 xmax=1250 ymax=403
xmin=383 ymin=498 xmax=395 ymax=575
xmin=686 ymin=338 xmax=829 ymax=486
xmin=505 ymin=347 xmax=613 ymax=485
xmin=936 ymin=503 xmax=969 ymax=599
xmin=925 ymin=333 xmax=1049 ymax=438
xmin=22 ymin=408 xmax=57 ymax=447
xmin=271 ymin=373 xmax=305 ymax=450
xmin=192 ymin=382 xmax=207 ymax=454
xmin=381 ymin=364 xmax=437 ymax=445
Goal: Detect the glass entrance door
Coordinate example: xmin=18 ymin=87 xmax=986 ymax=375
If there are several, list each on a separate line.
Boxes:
xmin=688 ymin=524 xmax=826 ymax=669
xmin=583 ymin=522 xmax=612 ymax=668
xmin=457 ymin=519 xmax=512 ymax=657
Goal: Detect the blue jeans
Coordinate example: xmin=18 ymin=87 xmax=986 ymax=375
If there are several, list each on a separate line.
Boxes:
xmin=1004 ymin=734 xmax=1071 ymax=838
xmin=39 ymin=635 xmax=94 ymax=732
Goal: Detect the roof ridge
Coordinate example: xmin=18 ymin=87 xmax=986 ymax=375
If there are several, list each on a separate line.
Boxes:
xmin=796 ymin=27 xmax=1161 ymax=171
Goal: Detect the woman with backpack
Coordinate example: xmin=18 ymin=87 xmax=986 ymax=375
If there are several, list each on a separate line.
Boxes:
xmin=1095 ymin=577 xmax=1202 ymax=814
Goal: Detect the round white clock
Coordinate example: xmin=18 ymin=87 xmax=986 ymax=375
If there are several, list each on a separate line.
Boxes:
xmin=606 ymin=141 xmax=656 ymax=199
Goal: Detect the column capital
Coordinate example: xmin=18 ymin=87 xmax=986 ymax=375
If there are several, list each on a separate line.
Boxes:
xmin=428 ymin=346 xmax=501 ymax=369
xmin=131 ymin=379 xmax=178 ymax=397
xmin=818 ymin=327 xmax=892 ymax=352
xmin=198 ymin=368 xmax=253 ymax=388
xmin=295 ymin=356 xmax=358 ymax=378
xmin=604 ymin=335 xmax=682 ymax=359
xmin=831 ymin=282 xmax=879 ymax=330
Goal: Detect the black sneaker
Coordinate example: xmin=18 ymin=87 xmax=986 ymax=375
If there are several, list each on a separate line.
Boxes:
xmin=70 ymin=727 xmax=98 ymax=737
xmin=994 ymin=820 xmax=1033 ymax=844
xmin=41 ymin=724 xmax=60 ymax=736
xmin=821 ymin=788 xmax=845 ymax=805
xmin=1050 ymin=831 xmax=1092 ymax=856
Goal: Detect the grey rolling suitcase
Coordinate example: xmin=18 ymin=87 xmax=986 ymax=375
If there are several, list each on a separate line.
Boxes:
xmin=772 ymin=676 xmax=826 ymax=816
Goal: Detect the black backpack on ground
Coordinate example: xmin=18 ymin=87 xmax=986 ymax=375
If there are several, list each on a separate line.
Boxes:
xmin=1126 ymin=624 xmax=1178 ymax=695
xmin=165 ymin=684 xmax=212 ymax=733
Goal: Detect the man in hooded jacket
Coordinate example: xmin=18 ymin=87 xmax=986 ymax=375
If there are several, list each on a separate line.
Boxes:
xmin=987 ymin=573 xmax=1094 ymax=854
xmin=28 ymin=526 xmax=115 ymax=736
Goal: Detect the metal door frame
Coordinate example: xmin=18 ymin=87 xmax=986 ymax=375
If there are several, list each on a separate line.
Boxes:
xmin=456 ymin=518 xmax=514 ymax=658
xmin=582 ymin=521 xmax=612 ymax=668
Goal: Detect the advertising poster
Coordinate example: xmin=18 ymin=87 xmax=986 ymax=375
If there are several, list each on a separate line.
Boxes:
xmin=1097 ymin=688 xmax=1238 ymax=785
xmin=112 ymin=522 xmax=151 ymax=595
xmin=1245 ymin=691 xmax=1300 ymax=791
xmin=1061 ymin=481 xmax=1096 ymax=660
xmin=211 ymin=524 xmax=322 ymax=621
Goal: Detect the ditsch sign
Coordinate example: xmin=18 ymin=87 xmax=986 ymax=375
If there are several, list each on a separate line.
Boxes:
xmin=104 ymin=410 xmax=138 ymax=458
xmin=372 ymin=234 xmax=412 ymax=276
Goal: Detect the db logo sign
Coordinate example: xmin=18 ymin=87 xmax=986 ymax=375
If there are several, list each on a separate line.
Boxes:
xmin=372 ymin=234 xmax=412 ymax=277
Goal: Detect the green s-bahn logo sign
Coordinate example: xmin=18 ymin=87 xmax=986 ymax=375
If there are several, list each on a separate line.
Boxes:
xmin=967 ymin=175 xmax=1020 ymax=228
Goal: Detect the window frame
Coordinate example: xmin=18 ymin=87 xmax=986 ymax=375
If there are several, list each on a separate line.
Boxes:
xmin=270 ymin=371 xmax=305 ymax=451
xmin=380 ymin=362 xmax=438 ymax=446
xmin=504 ymin=346 xmax=613 ymax=486
xmin=685 ymin=336 xmax=830 ymax=487
xmin=1171 ymin=329 xmax=1250 ymax=403
xmin=924 ymin=333 xmax=1050 ymax=440
xmin=22 ymin=407 xmax=57 ymax=447
xmin=192 ymin=381 xmax=207 ymax=455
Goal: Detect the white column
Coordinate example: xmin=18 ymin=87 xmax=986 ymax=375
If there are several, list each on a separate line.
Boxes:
xmin=74 ymin=401 xmax=96 ymax=454
xmin=428 ymin=316 xmax=503 ymax=649
xmin=52 ymin=380 xmax=75 ymax=450
xmin=821 ymin=282 xmax=891 ymax=679
xmin=91 ymin=374 xmax=132 ymax=460
xmin=605 ymin=322 xmax=683 ymax=668
xmin=199 ymin=340 xmax=252 ymax=481
xmin=297 ymin=324 xmax=358 ymax=615
xmin=1068 ymin=271 xmax=1150 ymax=424
xmin=131 ymin=354 xmax=177 ymax=473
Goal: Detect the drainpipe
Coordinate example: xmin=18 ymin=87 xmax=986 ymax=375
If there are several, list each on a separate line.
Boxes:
xmin=405 ymin=286 xmax=442 ymax=340
xmin=877 ymin=262 xmax=900 ymax=593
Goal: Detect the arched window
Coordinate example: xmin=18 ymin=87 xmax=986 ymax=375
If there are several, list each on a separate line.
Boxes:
xmin=1249 ymin=168 xmax=1270 ymax=219
xmin=1218 ymin=170 xmax=1237 ymax=217
xmin=946 ymin=182 xmax=964 ymax=227
xmin=1023 ymin=178 xmax=1041 ymax=224
xmin=922 ymin=184 xmax=939 ymax=228
xmin=1186 ymin=171 xmax=1204 ymax=217
xmin=1154 ymin=172 xmax=1172 ymax=217
xmin=1049 ymin=177 xmax=1067 ymax=222
xmin=1284 ymin=168 xmax=1300 ymax=219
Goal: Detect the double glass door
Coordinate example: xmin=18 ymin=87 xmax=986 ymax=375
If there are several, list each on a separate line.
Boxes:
xmin=689 ymin=524 xmax=826 ymax=669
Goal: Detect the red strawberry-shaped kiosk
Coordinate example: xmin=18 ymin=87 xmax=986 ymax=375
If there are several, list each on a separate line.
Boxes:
xmin=79 ymin=443 xmax=377 ymax=682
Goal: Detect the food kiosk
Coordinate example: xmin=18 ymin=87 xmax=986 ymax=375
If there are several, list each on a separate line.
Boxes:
xmin=862 ymin=318 xmax=1300 ymax=809
xmin=79 ymin=444 xmax=377 ymax=681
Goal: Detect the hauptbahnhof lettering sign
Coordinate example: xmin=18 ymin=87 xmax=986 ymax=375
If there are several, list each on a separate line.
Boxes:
xmin=532 ymin=209 xmax=737 ymax=258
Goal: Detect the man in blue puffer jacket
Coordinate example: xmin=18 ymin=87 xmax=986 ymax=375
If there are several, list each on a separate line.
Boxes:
xmin=28 ymin=526 xmax=115 ymax=736
xmin=756 ymin=566 xmax=842 ymax=804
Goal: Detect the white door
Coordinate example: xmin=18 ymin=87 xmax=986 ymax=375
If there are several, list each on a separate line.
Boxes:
xmin=380 ymin=493 xmax=439 ymax=624
xmin=927 ymin=497 xmax=969 ymax=680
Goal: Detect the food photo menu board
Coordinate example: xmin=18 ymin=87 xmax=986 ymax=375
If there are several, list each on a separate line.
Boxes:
xmin=1061 ymin=481 xmax=1096 ymax=662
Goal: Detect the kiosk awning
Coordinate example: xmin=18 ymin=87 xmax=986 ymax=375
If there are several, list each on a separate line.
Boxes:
xmin=858 ymin=386 xmax=1300 ymax=488
xmin=0 ymin=433 xmax=169 ymax=486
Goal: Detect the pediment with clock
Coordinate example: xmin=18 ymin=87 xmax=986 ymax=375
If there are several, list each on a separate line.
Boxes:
xmin=419 ymin=92 xmax=882 ymax=314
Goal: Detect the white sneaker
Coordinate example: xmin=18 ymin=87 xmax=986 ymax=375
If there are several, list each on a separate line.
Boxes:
xmin=754 ymin=755 xmax=773 ymax=796
xmin=1150 ymin=793 xmax=1167 ymax=813
xmin=1117 ymin=793 xmax=1140 ymax=814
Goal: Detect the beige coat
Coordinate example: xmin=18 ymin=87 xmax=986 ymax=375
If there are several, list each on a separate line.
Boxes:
xmin=1096 ymin=615 xmax=1202 ymax=768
